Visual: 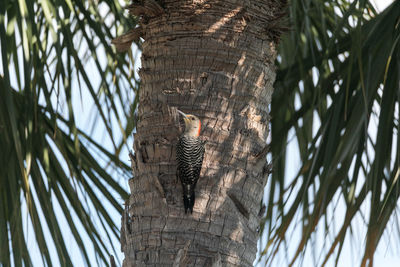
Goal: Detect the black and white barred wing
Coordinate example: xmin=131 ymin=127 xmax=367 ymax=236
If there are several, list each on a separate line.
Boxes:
xmin=176 ymin=136 xmax=205 ymax=185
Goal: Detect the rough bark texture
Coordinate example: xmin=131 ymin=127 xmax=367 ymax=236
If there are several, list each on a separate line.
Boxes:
xmin=121 ymin=0 xmax=284 ymax=266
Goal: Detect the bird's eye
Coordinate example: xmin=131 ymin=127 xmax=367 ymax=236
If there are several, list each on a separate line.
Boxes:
xmin=191 ymin=117 xmax=195 ymax=120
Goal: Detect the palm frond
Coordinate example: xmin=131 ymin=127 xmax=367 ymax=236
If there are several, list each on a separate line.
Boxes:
xmin=0 ymin=0 xmax=138 ymax=265
xmin=263 ymin=0 xmax=400 ymax=266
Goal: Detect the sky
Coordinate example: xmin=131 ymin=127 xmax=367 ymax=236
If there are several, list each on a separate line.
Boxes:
xmin=371 ymin=0 xmax=394 ymax=11
xmin=8 ymin=0 xmax=397 ymax=266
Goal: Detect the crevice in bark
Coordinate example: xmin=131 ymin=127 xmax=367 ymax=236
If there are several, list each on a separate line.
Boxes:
xmin=129 ymin=151 xmax=138 ymax=176
xmin=153 ymin=174 xmax=166 ymax=199
xmin=251 ymin=144 xmax=270 ymax=159
xmin=211 ymin=252 xmax=222 ymax=267
xmin=125 ymin=203 xmax=133 ymax=234
xmin=173 ymin=240 xmax=191 ymax=267
xmin=227 ymin=191 xmax=250 ymax=220
xmin=139 ymin=146 xmax=148 ymax=163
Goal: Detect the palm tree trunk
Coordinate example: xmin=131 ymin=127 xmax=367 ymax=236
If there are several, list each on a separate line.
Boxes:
xmin=121 ymin=0 xmax=285 ymax=265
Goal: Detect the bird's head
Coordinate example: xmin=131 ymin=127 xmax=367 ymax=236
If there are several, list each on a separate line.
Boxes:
xmin=177 ymin=110 xmax=201 ymax=137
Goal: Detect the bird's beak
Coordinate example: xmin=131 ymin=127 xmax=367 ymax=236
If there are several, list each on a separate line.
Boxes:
xmin=177 ymin=110 xmax=189 ymax=122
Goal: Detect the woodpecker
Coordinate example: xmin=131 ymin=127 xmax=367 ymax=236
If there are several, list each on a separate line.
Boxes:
xmin=176 ymin=110 xmax=205 ymax=214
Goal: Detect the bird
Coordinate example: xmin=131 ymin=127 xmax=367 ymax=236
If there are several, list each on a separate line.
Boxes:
xmin=176 ymin=110 xmax=205 ymax=214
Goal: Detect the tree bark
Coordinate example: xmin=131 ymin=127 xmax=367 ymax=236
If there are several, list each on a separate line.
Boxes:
xmin=121 ymin=0 xmax=284 ymax=266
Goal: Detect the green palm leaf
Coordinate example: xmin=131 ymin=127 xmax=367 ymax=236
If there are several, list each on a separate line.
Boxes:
xmin=0 ymin=0 xmax=138 ymax=266
xmin=265 ymin=0 xmax=400 ymax=266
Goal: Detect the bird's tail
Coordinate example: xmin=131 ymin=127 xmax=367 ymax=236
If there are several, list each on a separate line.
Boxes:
xmin=183 ymin=191 xmax=195 ymax=214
